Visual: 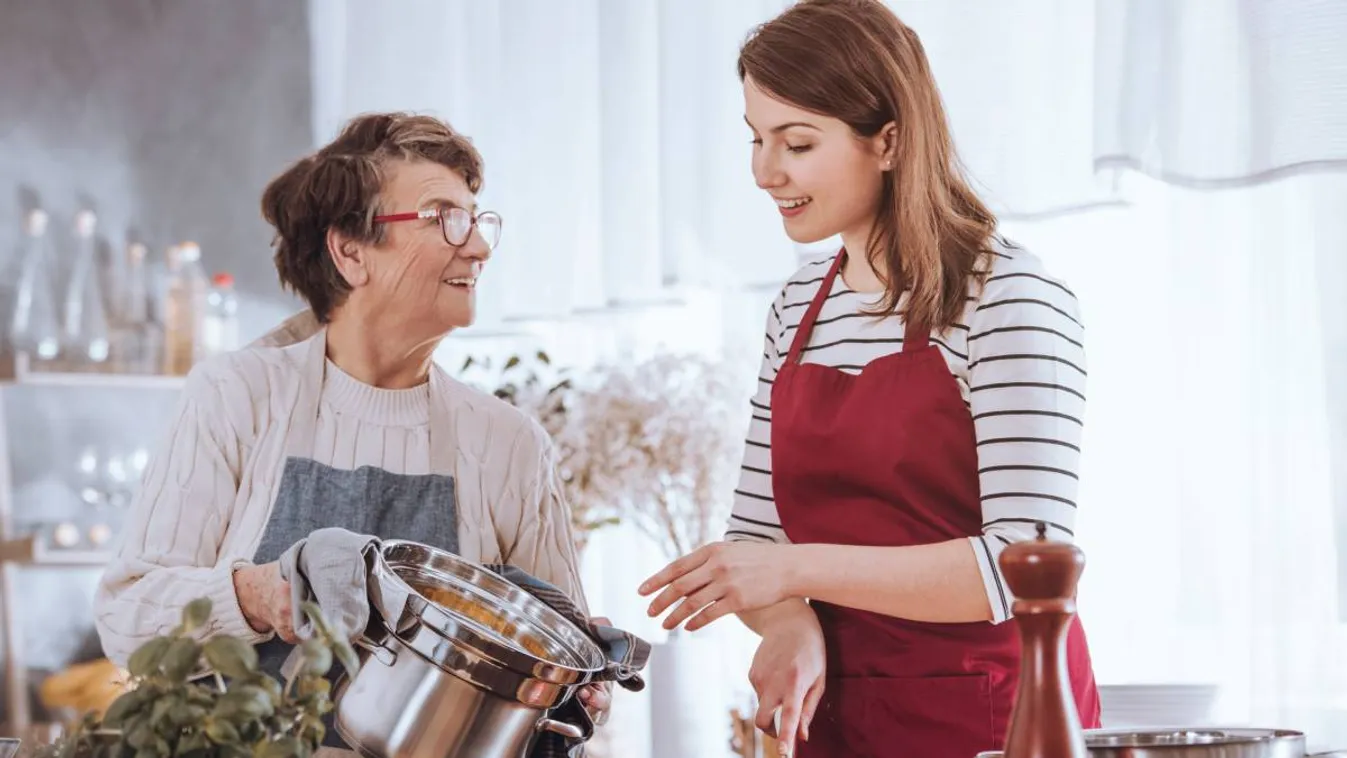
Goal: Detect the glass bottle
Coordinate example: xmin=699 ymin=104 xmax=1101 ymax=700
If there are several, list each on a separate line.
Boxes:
xmin=9 ymin=209 xmax=63 ymax=366
xmin=62 ymin=210 xmax=112 ymax=368
xmin=202 ymin=271 xmax=239 ymax=356
xmin=162 ymin=242 xmax=208 ymax=375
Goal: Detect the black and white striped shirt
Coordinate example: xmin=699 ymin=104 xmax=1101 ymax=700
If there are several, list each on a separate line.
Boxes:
xmin=725 ymin=241 xmax=1086 ymax=624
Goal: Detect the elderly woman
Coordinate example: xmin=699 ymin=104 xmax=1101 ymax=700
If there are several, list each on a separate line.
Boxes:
xmin=92 ymin=112 xmax=609 ymax=750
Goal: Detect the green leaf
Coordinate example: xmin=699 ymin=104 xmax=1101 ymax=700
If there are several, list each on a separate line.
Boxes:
xmin=101 ymin=688 xmax=144 ymax=728
xmin=206 ymin=718 xmax=241 ymax=745
xmin=300 ymin=714 xmax=326 ymax=744
xmin=299 ymin=601 xmax=334 ymax=640
xmin=331 ymin=638 xmax=360 ymax=679
xmin=504 ymin=355 xmax=521 ymax=370
xmin=460 ymin=355 xmax=475 ymax=371
xmin=258 ymin=736 xmax=304 ymax=758
xmin=296 ymin=675 xmax=331 ymax=700
xmin=536 ymin=350 xmax=551 ymax=365
xmin=255 ymin=676 xmax=283 ymax=702
xmin=178 ymin=731 xmax=211 ymax=754
xmin=299 ymin=639 xmax=332 ymax=677
xmin=160 ymin=637 xmax=204 ymax=682
xmin=170 ymin=701 xmax=209 ymax=727
xmin=125 ymin=721 xmax=155 ymax=749
xmin=126 ymin=636 xmax=173 ymax=679
xmin=203 ymin=636 xmax=259 ymax=679
xmin=181 ymin=598 xmax=213 ymax=632
xmin=150 ymin=697 xmax=176 ymax=726
xmin=217 ymin=684 xmax=275 ymax=720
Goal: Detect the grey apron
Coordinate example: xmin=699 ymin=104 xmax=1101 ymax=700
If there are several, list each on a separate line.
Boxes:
xmin=251 ymin=329 xmax=460 ymax=750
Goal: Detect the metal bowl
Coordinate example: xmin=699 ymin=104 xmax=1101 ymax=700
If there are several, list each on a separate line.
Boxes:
xmin=977 ymin=727 xmax=1307 ymax=757
xmin=374 ymin=540 xmax=606 ymax=682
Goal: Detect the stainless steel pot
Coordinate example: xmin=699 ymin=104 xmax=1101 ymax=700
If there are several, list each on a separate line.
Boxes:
xmin=976 ymin=727 xmax=1312 ymax=757
xmin=333 ymin=540 xmax=608 ymax=758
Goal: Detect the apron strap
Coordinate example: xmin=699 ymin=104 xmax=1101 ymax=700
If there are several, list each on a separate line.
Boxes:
xmin=785 ymin=251 xmax=847 ymax=365
xmin=784 ymin=251 xmax=933 ymax=361
xmin=902 ymin=312 xmax=931 ymax=353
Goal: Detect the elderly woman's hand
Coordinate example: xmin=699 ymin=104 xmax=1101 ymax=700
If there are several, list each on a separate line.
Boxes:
xmin=233 ymin=562 xmax=296 ymax=643
xmin=575 ymin=616 xmax=614 ymax=726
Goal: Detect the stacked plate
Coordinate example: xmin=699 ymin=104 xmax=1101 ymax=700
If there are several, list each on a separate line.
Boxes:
xmin=1098 ymin=684 xmax=1221 ymax=727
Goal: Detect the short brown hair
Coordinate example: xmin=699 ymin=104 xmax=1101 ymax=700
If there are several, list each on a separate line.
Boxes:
xmin=739 ymin=0 xmax=997 ymax=330
xmin=260 ymin=112 xmax=485 ymax=322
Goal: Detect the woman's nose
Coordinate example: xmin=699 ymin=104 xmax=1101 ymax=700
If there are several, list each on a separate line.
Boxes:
xmin=754 ymin=153 xmax=786 ymax=190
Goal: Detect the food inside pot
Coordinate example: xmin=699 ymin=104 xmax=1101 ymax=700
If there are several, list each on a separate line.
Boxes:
xmin=411 ymin=581 xmax=552 ymax=658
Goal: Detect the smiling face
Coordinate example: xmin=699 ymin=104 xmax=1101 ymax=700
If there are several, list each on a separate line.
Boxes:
xmin=327 ymin=159 xmax=490 ymax=340
xmin=744 ymin=75 xmax=892 ymax=246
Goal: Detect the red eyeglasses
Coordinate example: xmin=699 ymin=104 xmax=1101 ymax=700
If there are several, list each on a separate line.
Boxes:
xmin=373 ymin=207 xmax=503 ymax=250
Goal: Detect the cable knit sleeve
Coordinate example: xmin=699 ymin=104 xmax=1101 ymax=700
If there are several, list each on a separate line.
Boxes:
xmin=497 ymin=419 xmax=590 ymax=616
xmin=93 ymin=359 xmax=264 ymax=664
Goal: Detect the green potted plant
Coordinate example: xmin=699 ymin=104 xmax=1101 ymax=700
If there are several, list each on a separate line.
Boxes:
xmin=36 ymin=598 xmax=358 ymax=758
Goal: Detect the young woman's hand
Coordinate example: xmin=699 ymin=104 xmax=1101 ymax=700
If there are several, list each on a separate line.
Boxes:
xmin=751 ymin=607 xmax=827 ymax=757
xmin=639 ymin=541 xmax=794 ymax=631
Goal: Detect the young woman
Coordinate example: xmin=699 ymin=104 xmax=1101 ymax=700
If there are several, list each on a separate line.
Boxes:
xmin=639 ymin=1 xmax=1100 ymax=756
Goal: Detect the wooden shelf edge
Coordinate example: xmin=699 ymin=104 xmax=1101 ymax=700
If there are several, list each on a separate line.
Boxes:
xmin=0 ymin=535 xmax=113 ymax=567
xmin=0 ymin=354 xmax=186 ymax=390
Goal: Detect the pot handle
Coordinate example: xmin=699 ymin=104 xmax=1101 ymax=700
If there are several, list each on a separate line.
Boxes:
xmin=535 ymin=718 xmax=585 ymax=741
xmin=353 ymin=634 xmax=398 ymax=667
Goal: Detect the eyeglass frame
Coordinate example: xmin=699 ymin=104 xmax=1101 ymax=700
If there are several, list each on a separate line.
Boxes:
xmin=372 ymin=206 xmax=503 ymax=249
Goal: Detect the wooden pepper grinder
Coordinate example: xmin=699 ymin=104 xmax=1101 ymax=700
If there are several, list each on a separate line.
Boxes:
xmin=998 ymin=522 xmax=1088 ymax=758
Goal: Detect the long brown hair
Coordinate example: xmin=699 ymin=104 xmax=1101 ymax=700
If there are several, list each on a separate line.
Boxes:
xmin=738 ymin=0 xmax=996 ymax=330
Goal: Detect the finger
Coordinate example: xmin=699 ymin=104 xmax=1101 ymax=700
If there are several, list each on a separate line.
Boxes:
xmin=777 ymin=693 xmax=803 ymax=757
xmin=589 ymin=616 xmax=612 ymax=627
xmin=638 ymin=546 xmax=709 ymax=596
xmin=684 ymin=595 xmax=738 ymax=632
xmin=800 ymin=677 xmax=826 ymax=742
xmin=754 ymin=694 xmax=782 ymax=737
xmin=660 ymin=585 xmax=722 ymax=630
xmin=646 ymin=567 xmax=713 ymax=618
xmin=579 ymin=683 xmax=611 ymax=711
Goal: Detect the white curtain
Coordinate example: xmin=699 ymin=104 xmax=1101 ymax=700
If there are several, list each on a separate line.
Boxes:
xmin=308 ymin=0 xmax=1347 ymax=753
xmin=1002 ymin=172 xmax=1347 ymax=748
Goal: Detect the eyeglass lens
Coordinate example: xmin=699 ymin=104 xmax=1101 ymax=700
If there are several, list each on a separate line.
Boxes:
xmin=442 ymin=207 xmax=502 ymax=249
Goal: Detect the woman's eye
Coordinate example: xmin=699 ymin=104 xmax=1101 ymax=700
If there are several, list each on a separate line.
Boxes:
xmin=786 ymin=144 xmax=813 ymax=154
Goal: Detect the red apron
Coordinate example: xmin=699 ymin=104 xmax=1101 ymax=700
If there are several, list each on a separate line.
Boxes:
xmin=771 ymin=252 xmax=1101 ymax=758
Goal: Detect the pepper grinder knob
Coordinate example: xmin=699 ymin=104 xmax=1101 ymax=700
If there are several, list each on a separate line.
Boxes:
xmin=998 ymin=521 xmax=1088 ymax=758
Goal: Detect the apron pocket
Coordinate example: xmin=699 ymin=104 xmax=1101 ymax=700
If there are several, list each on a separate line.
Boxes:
xmin=849 ymin=673 xmax=996 ymax=758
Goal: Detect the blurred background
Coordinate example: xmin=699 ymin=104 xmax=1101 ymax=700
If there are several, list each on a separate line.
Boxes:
xmin=2 ymin=0 xmax=1346 ymax=755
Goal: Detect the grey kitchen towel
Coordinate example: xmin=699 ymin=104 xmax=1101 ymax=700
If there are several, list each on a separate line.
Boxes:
xmin=277 ymin=526 xmax=382 ymax=644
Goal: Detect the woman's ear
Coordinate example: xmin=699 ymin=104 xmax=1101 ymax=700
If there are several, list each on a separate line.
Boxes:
xmin=875 ymin=121 xmax=898 ymax=171
xmin=326 ymin=228 xmax=370 ymax=287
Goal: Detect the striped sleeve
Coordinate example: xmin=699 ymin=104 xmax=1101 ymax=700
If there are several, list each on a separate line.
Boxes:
xmin=724 ymin=292 xmax=790 ymax=544
xmin=965 ymin=261 xmax=1087 ymax=624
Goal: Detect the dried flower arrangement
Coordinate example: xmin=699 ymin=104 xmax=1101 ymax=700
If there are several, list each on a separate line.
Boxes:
xmin=36 ymin=598 xmax=358 ymax=758
xmin=556 ymin=352 xmax=751 ymax=563
xmin=458 ymin=351 xmax=622 ymax=552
